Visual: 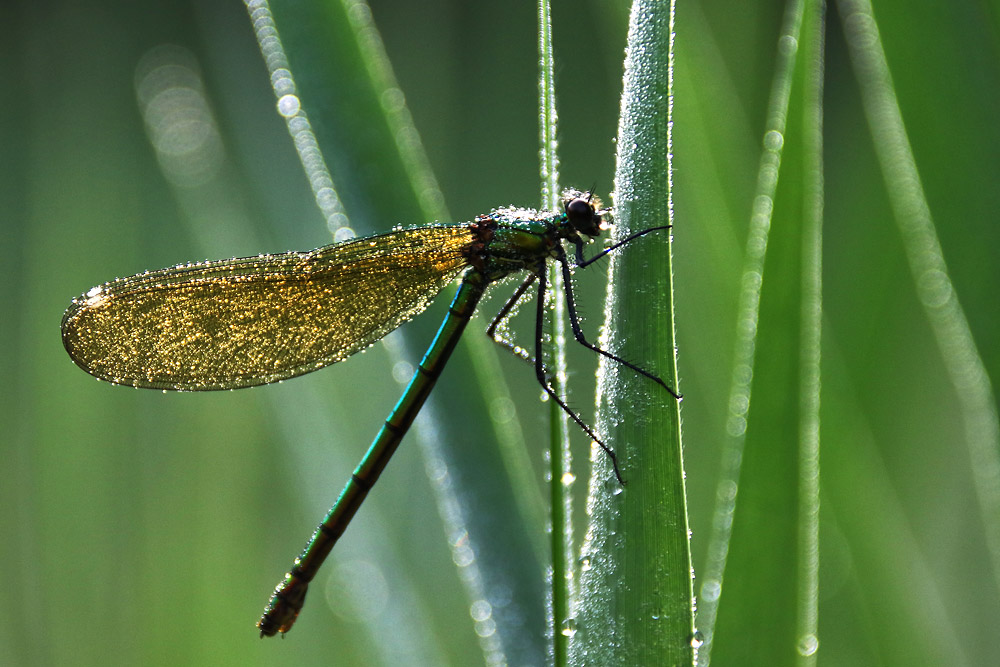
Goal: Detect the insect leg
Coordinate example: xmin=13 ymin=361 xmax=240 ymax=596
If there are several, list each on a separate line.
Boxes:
xmin=485 ymin=273 xmax=537 ymax=364
xmin=557 ymin=247 xmax=681 ymax=400
xmin=533 ymin=265 xmax=625 ymax=484
xmin=575 ymin=225 xmax=672 ymax=267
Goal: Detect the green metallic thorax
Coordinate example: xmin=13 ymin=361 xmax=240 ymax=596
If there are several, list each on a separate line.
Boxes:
xmin=469 ymin=208 xmax=582 ymax=284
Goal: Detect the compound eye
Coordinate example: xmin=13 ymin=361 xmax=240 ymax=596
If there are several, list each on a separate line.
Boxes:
xmin=565 ymin=197 xmax=600 ymax=236
xmin=566 ymin=197 xmax=590 ymax=219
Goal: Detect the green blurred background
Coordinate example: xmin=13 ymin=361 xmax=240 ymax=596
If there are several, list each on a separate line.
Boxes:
xmin=3 ymin=1 xmax=999 ymax=665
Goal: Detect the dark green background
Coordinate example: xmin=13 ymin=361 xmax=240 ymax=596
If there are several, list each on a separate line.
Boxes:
xmin=3 ymin=1 xmax=998 ymax=665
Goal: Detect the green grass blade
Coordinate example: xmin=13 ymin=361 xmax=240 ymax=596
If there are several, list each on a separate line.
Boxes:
xmin=570 ymin=1 xmax=695 ymax=664
xmin=794 ymin=4 xmax=825 ymax=665
xmin=536 ymin=1 xmax=576 ymax=664
xmin=820 ymin=340 xmax=970 ymax=664
xmin=817 ymin=2 xmax=1000 ymax=660
xmin=836 ymin=0 xmax=1000 ymax=593
xmin=696 ymin=1 xmax=826 ymax=664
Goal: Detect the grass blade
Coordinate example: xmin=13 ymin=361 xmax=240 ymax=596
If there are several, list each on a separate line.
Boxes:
xmin=571 ymin=1 xmax=695 ymax=664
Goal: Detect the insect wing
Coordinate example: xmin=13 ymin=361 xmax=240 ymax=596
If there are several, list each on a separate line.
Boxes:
xmin=61 ymin=225 xmax=472 ymax=390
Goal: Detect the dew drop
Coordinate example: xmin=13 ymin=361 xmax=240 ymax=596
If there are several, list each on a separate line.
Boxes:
xmin=797 ymin=633 xmax=819 ymax=656
xmin=276 ymin=93 xmax=300 ymax=118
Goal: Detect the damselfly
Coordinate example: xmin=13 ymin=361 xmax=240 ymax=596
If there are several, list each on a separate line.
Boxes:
xmin=61 ymin=189 xmax=678 ymax=636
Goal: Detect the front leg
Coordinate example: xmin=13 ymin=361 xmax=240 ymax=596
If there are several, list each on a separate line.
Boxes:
xmin=556 ymin=246 xmax=681 ymax=400
xmin=575 ymin=225 xmax=673 ymax=267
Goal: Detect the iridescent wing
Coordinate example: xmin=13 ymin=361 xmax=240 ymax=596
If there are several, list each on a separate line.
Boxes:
xmin=61 ymin=225 xmax=473 ymax=390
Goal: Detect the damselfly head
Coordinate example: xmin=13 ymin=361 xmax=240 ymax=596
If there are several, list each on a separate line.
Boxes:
xmin=562 ymin=191 xmax=604 ymax=238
